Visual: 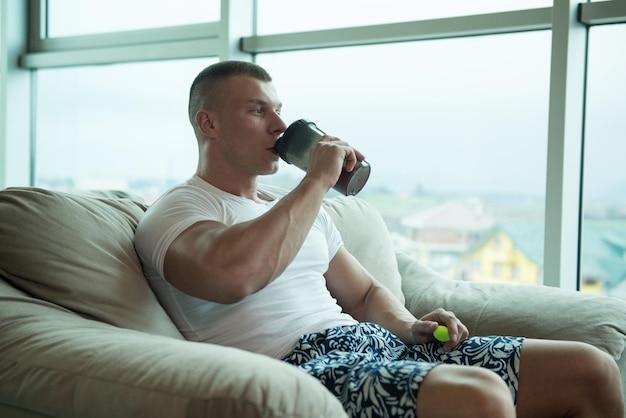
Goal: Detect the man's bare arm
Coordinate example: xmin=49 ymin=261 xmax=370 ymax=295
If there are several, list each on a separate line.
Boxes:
xmin=162 ymin=138 xmax=357 ymax=304
xmin=163 ymin=177 xmax=328 ymax=304
xmin=325 ymin=247 xmax=469 ymax=349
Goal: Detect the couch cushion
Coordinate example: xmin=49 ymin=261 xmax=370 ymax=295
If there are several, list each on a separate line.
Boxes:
xmin=397 ymin=252 xmax=626 ymax=359
xmin=0 ymin=276 xmax=347 ymax=418
xmin=323 ymin=196 xmax=404 ymax=304
xmin=0 ymin=187 xmax=182 ymax=339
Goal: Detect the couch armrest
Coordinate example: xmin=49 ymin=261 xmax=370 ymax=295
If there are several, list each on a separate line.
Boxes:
xmin=397 ymin=252 xmax=626 ymax=360
xmin=0 ymin=281 xmax=347 ymax=418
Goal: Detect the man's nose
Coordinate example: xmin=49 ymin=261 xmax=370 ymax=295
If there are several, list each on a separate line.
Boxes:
xmin=273 ymin=114 xmax=287 ymax=134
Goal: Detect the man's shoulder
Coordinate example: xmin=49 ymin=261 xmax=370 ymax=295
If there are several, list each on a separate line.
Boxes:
xmin=134 ymin=178 xmax=223 ymax=250
xmin=147 ymin=176 xmax=223 ymax=211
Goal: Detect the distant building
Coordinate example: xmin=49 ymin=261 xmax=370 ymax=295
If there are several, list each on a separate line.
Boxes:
xmin=399 ymin=199 xmax=626 ymax=296
xmin=455 ymin=222 xmax=543 ymax=286
xmin=581 ymin=228 xmax=626 ymax=296
xmin=400 ymin=199 xmax=495 ymax=274
xmin=455 ymin=221 xmax=626 ymax=295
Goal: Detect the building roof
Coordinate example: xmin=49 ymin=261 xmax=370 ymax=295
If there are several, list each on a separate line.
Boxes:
xmin=581 ymin=224 xmax=626 ymax=287
xmin=401 ymin=199 xmax=496 ymax=231
xmin=499 ymin=222 xmax=545 ymax=265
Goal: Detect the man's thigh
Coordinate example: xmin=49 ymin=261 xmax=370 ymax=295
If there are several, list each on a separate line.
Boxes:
xmin=417 ymin=364 xmax=516 ymax=418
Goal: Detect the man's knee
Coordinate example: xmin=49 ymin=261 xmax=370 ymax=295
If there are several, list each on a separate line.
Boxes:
xmin=519 ymin=340 xmax=624 ymax=417
xmin=417 ymin=365 xmax=515 ymax=418
xmin=576 ymin=344 xmax=624 ymax=412
xmin=584 ymin=343 xmax=621 ymax=383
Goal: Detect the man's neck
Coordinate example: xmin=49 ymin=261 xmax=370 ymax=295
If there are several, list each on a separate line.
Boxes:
xmin=195 ymin=170 xmax=268 ymax=202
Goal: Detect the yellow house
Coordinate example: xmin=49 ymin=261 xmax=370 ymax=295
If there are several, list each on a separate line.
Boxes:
xmin=455 ymin=227 xmax=542 ymax=285
xmin=453 ymin=222 xmax=619 ymax=294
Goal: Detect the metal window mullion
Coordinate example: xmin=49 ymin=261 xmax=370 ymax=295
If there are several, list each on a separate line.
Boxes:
xmin=27 ymin=0 xmax=45 ymax=51
xmin=20 ymin=37 xmax=221 ymax=69
xmin=543 ymin=0 xmax=588 ymax=290
xmin=241 ymin=7 xmax=553 ymax=53
xmin=32 ymin=22 xmax=220 ymax=53
xmin=579 ymin=0 xmax=626 ymax=26
xmin=1 ymin=0 xmax=32 ymax=189
xmin=219 ymin=0 xmax=254 ymax=61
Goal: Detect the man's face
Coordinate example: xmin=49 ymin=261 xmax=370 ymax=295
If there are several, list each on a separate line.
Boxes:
xmin=212 ymin=75 xmax=286 ymax=177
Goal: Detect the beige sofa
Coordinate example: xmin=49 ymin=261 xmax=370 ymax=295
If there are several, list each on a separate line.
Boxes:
xmin=1 ymin=187 xmax=625 ymax=418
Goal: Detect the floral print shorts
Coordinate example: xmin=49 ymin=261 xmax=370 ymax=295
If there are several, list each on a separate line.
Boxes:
xmin=282 ymin=323 xmax=523 ymax=418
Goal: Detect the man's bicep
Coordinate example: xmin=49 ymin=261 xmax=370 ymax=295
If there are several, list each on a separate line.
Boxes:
xmin=162 ymin=219 xmax=225 ymax=299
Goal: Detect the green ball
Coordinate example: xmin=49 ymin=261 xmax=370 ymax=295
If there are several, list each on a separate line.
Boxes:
xmin=433 ymin=325 xmax=450 ymax=342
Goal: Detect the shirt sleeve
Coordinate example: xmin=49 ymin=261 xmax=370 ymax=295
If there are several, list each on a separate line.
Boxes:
xmin=319 ymin=207 xmax=344 ymax=260
xmin=134 ymin=186 xmax=222 ymax=278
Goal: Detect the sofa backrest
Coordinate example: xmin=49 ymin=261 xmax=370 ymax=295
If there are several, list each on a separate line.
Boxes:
xmin=0 ymin=187 xmax=183 ymax=339
xmin=0 ymin=187 xmax=405 ymax=339
xmin=323 ymin=196 xmax=404 ymax=304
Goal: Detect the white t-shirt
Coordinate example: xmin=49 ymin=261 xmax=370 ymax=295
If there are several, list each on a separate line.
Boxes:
xmin=134 ymin=175 xmax=357 ymax=359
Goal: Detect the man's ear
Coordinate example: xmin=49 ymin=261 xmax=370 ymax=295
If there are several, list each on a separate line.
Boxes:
xmin=195 ymin=109 xmax=218 ymax=137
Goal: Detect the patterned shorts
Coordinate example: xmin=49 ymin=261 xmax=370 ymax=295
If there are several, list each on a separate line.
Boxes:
xmin=282 ymin=323 xmax=524 ymax=418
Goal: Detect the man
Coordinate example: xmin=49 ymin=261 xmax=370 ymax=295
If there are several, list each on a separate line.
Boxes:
xmin=135 ymin=60 xmax=623 ymax=418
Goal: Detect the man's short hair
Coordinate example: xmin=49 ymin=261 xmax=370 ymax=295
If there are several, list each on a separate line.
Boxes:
xmin=188 ymin=61 xmax=273 ymax=126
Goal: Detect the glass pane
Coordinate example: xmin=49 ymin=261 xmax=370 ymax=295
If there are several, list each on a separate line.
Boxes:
xmin=35 ymin=58 xmax=216 ymax=204
xmin=257 ymin=30 xmax=550 ymax=284
xmin=582 ymin=24 xmax=626 ymax=298
xmin=257 ymin=0 xmax=552 ymax=35
xmin=47 ymin=0 xmax=219 ymax=37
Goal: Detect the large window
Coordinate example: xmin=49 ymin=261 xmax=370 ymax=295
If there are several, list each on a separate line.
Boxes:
xmin=35 ymin=58 xmax=215 ymax=203
xmin=581 ymin=24 xmax=626 ymax=298
xmin=4 ymin=0 xmax=625 ymax=296
xmin=258 ymin=30 xmax=550 ymax=284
